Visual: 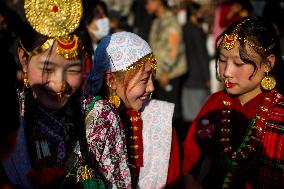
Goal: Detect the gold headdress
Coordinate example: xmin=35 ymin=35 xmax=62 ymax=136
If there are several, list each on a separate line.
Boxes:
xmin=221 ymin=19 xmax=275 ymax=52
xmin=23 ymin=0 xmax=83 ymax=59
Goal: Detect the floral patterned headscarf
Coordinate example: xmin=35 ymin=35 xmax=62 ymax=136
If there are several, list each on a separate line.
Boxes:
xmin=84 ymin=31 xmax=152 ymax=97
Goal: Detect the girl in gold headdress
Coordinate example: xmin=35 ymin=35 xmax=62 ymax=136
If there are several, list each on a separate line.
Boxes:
xmin=1 ymin=0 xmax=105 ymax=188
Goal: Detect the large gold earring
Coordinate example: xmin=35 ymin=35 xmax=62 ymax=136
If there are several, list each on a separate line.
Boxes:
xmin=261 ymin=71 xmax=276 ymax=91
xmin=109 ymin=90 xmax=121 ymax=108
xmin=23 ymin=71 xmax=29 ymax=88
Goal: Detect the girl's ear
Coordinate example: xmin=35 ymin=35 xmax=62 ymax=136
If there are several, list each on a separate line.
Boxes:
xmin=265 ymin=54 xmax=276 ymax=72
xmin=18 ymin=47 xmax=29 ymax=72
xmin=105 ymin=72 xmax=117 ymax=90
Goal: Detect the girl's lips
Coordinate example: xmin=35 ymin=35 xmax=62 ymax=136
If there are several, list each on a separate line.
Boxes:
xmin=224 ymin=79 xmax=236 ymax=88
xmin=139 ymin=95 xmax=150 ymax=102
xmin=225 ymin=82 xmax=236 ymax=88
xmin=139 ymin=96 xmax=147 ymax=102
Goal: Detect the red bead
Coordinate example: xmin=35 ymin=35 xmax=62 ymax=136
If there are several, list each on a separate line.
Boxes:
xmin=51 ymin=5 xmax=58 ymax=12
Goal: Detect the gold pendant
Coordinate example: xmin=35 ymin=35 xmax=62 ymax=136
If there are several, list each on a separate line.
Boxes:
xmin=109 ymin=95 xmax=121 ymax=108
xmin=261 ymin=76 xmax=276 ymax=91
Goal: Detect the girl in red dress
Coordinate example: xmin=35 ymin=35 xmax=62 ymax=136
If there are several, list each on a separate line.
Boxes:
xmin=183 ymin=16 xmax=284 ymax=189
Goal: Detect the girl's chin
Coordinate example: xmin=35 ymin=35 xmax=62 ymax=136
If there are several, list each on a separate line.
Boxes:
xmin=225 ymin=89 xmax=241 ymax=97
xmin=38 ymin=97 xmax=68 ymax=110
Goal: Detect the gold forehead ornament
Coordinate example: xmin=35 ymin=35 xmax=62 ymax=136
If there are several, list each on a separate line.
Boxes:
xmin=118 ymin=53 xmax=158 ymax=72
xmin=221 ymin=18 xmax=275 ymax=52
xmin=222 ymin=32 xmax=275 ymax=52
xmin=23 ymin=0 xmax=83 ymax=59
xmin=222 ymin=33 xmax=239 ymax=51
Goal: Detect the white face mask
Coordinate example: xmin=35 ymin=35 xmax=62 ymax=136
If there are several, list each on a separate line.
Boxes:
xmin=91 ymin=18 xmax=110 ymax=40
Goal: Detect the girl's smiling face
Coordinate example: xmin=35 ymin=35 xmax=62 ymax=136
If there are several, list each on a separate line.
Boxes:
xmin=20 ymin=43 xmax=84 ymax=110
xmin=112 ymin=59 xmax=155 ymax=111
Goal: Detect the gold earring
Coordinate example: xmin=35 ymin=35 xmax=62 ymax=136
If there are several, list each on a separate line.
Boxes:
xmin=23 ymin=71 xmax=29 ymax=88
xmin=149 ymin=92 xmax=153 ymax=99
xmin=261 ymin=71 xmax=276 ymax=91
xmin=109 ymin=91 xmax=121 ymax=108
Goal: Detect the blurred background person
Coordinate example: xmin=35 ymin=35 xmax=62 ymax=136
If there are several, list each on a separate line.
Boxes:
xmin=130 ymin=0 xmax=154 ymax=41
xmin=80 ymin=0 xmax=110 ymax=58
xmin=146 ymin=0 xmax=187 ymax=128
xmin=109 ymin=10 xmax=133 ymax=33
xmin=181 ymin=1 xmax=210 ymax=142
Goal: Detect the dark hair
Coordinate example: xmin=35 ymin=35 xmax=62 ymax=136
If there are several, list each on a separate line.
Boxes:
xmin=186 ymin=2 xmax=201 ymax=19
xmin=82 ymin=0 xmax=108 ymax=26
xmin=161 ymin=0 xmax=169 ymax=8
xmin=215 ymin=16 xmax=284 ymax=95
xmin=0 ymin=47 xmax=19 ymax=151
xmin=20 ymin=21 xmax=49 ymax=52
xmin=77 ymin=0 xmax=108 ymax=56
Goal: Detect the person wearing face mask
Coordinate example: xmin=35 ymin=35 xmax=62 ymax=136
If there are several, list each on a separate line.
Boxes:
xmin=80 ymin=0 xmax=110 ymax=59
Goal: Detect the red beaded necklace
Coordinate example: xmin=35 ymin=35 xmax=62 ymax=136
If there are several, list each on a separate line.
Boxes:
xmin=220 ymin=90 xmax=278 ymax=188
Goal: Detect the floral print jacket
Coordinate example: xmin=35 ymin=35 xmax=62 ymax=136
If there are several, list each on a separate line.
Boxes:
xmin=85 ymin=99 xmax=132 ymax=189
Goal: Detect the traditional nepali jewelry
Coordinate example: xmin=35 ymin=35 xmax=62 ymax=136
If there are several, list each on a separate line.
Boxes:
xmin=261 ymin=71 xmax=276 ymax=91
xmin=221 ymin=18 xmax=275 ymax=52
xmin=222 ymin=33 xmax=239 ymax=51
xmin=20 ymin=35 xmax=82 ymax=60
xmin=24 ymin=0 xmax=82 ymax=37
xmin=23 ymin=71 xmax=29 ymax=88
xmin=224 ymin=79 xmax=230 ymax=88
xmin=220 ymin=90 xmax=278 ymax=188
xmin=222 ymin=32 xmax=275 ymax=52
xmin=108 ymin=92 xmax=121 ymax=108
xmin=56 ymin=35 xmax=80 ymax=59
xmin=23 ymin=0 xmax=84 ymax=60
xmin=118 ymin=53 xmax=158 ymax=72
xmin=56 ymin=80 xmax=72 ymax=100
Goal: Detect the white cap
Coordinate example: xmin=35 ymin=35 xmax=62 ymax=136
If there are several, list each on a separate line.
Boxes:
xmin=106 ymin=31 xmax=152 ymax=72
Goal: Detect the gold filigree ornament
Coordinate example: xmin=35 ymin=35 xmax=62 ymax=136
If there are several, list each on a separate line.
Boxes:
xmin=120 ymin=53 xmax=158 ymax=72
xmin=56 ymin=35 xmax=79 ymax=59
xmin=222 ymin=33 xmax=239 ymax=51
xmin=24 ymin=0 xmax=82 ymax=37
xmin=109 ymin=93 xmax=121 ymax=108
xmin=261 ymin=71 xmax=276 ymax=91
xmin=24 ymin=0 xmax=83 ymax=59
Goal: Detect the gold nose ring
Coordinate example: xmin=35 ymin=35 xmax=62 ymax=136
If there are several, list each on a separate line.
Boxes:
xmin=56 ymin=81 xmax=68 ymax=100
xmin=60 ymin=81 xmax=68 ymax=93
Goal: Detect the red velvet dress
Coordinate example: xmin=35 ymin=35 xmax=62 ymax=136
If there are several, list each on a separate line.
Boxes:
xmin=183 ymin=90 xmax=284 ymax=188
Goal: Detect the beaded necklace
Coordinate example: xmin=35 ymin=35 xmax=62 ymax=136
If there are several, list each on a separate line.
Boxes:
xmin=220 ymin=90 xmax=277 ymax=188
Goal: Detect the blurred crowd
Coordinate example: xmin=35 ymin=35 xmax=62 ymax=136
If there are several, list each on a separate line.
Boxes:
xmin=2 ymin=0 xmax=284 ymax=151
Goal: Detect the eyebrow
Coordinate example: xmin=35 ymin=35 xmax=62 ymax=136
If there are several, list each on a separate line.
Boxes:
xmin=38 ymin=60 xmax=81 ymax=67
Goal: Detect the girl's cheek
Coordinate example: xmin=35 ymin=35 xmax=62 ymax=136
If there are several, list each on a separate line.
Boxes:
xmin=28 ymin=69 xmax=45 ymax=85
xmin=66 ymin=75 xmax=83 ymax=88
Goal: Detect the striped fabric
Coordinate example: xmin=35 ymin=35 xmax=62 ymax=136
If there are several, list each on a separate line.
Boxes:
xmin=256 ymin=93 xmax=284 ymax=188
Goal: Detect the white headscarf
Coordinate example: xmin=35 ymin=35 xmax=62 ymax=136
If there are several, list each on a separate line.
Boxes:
xmin=84 ymin=31 xmax=152 ymax=97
